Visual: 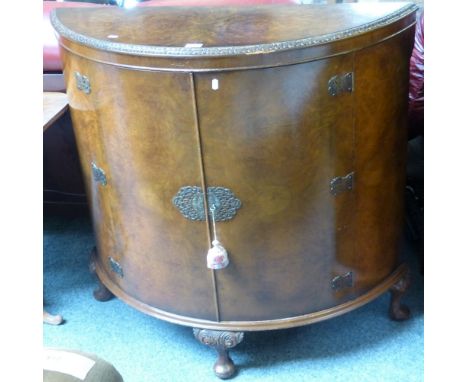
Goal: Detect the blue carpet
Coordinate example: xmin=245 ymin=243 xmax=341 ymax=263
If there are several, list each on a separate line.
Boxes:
xmin=43 ymin=215 xmax=423 ymax=382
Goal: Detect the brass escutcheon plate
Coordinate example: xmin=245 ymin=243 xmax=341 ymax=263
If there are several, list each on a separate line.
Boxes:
xmin=172 ymin=186 xmax=241 ymax=222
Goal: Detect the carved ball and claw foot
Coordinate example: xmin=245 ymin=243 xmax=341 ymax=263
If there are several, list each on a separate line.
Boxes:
xmin=193 ymin=328 xmax=244 ymax=379
xmin=89 ymin=246 xmax=114 ymax=302
xmin=389 ymin=267 xmax=411 ymax=321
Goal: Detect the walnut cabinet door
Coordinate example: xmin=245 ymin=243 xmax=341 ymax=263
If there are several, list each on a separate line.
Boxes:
xmin=194 ymin=55 xmax=357 ymax=322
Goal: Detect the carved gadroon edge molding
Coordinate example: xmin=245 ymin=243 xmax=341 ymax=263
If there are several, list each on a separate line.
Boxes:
xmin=50 ymin=4 xmax=417 ymax=58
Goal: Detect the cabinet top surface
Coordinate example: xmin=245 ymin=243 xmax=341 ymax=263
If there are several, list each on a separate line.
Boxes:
xmin=52 ymin=2 xmax=417 ymax=58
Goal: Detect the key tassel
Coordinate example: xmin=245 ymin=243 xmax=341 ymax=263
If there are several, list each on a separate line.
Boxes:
xmin=207 ymin=240 xmax=229 ymax=269
xmin=207 ymin=204 xmax=229 ymax=269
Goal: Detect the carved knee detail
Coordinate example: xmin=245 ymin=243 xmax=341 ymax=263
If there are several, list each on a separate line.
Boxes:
xmin=193 ymin=329 xmax=244 ymax=379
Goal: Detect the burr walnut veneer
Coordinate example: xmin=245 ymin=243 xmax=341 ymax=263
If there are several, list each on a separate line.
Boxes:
xmin=53 ymin=3 xmax=417 ymax=378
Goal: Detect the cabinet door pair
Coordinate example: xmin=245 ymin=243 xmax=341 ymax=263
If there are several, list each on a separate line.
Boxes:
xmin=66 ymin=40 xmax=406 ymax=322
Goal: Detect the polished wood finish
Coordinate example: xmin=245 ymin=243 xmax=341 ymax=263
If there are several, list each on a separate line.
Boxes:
xmin=53 ymin=3 xmax=417 ymax=331
xmin=52 ymin=4 xmax=416 ymax=71
xmin=195 ymin=55 xmax=356 ymax=321
xmin=94 ymin=261 xmax=410 ymax=331
xmin=53 ymin=4 xmax=411 ymax=51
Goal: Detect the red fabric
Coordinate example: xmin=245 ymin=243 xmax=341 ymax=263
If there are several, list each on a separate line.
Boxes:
xmin=43 ymin=1 xmax=104 ymax=72
xmin=138 ymin=0 xmax=296 ymax=6
xmin=408 ymin=10 xmax=424 ymax=136
xmin=43 ymin=0 xmax=297 ymax=72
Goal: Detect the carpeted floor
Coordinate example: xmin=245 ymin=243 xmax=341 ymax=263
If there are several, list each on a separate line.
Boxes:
xmin=43 ymin=214 xmax=423 ymax=382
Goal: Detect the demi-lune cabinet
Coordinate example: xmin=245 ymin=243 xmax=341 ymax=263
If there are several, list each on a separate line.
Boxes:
xmin=52 ymin=3 xmax=418 ymax=378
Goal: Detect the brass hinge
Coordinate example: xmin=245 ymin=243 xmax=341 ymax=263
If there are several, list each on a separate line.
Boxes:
xmin=330 ymin=172 xmax=354 ymax=196
xmin=75 ymin=71 xmax=91 ymax=94
xmin=328 ymin=72 xmax=354 ymax=96
xmin=108 ymin=257 xmax=123 ymax=278
xmin=331 ymin=272 xmax=353 ymax=291
xmin=91 ymin=162 xmax=107 ymax=186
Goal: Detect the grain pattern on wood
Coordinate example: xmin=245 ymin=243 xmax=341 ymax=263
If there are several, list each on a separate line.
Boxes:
xmin=54 ymin=4 xmax=417 ymax=330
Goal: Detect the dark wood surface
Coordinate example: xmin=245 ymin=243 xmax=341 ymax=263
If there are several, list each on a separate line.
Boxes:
xmin=66 ymin=58 xmax=218 ymax=320
xmin=52 ymin=3 xmax=417 ymax=71
xmin=53 ymin=3 xmax=411 ymax=48
xmin=352 ymin=29 xmax=413 ymax=290
xmin=54 ymin=3 xmax=417 ymax=330
xmin=195 ymin=55 xmax=356 ymax=321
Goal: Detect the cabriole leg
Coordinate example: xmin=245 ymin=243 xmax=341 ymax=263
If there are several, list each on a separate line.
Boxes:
xmin=89 ymin=246 xmax=114 ymax=302
xmin=193 ymin=328 xmax=244 ymax=379
xmin=389 ymin=266 xmax=411 ymax=321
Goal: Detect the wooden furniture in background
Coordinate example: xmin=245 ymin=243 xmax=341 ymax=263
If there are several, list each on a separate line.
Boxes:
xmin=43 ymin=92 xmax=68 ymax=131
xmin=52 ymin=3 xmax=418 ymax=378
